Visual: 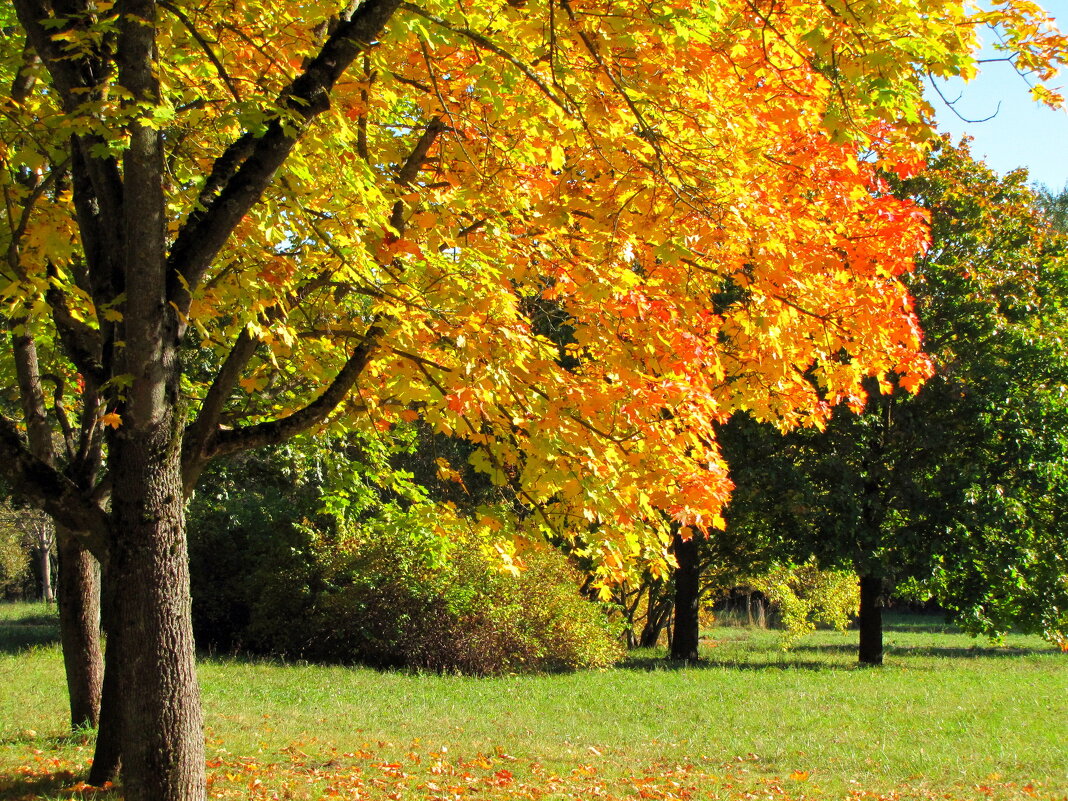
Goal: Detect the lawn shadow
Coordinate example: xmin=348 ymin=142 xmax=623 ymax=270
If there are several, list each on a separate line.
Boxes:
xmin=0 ymin=614 xmax=60 ymax=654
xmin=0 ymin=768 xmax=115 ymax=801
xmin=882 ymin=619 xmax=958 ymax=635
xmin=617 ymin=655 xmax=854 ymax=672
xmin=790 ymin=642 xmax=1057 ymax=659
xmin=0 ymin=731 xmax=107 ymax=800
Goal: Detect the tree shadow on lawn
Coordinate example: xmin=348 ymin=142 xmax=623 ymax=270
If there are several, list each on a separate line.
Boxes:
xmin=882 ymin=621 xmax=960 ymax=635
xmin=790 ymin=642 xmax=1057 ymax=659
xmin=618 ymin=655 xmax=855 ymax=672
xmin=0 ymin=732 xmax=109 ymax=801
xmin=0 ymin=769 xmax=116 ymax=801
xmin=0 ymin=617 xmax=60 ymax=654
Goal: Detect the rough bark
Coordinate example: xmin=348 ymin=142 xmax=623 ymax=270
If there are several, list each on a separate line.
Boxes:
xmin=110 ymin=426 xmax=204 ymax=801
xmin=670 ymin=531 xmax=701 ymax=662
xmin=9 ymin=318 xmax=105 ymax=726
xmin=57 ymin=531 xmax=103 ymax=728
xmin=5 ymin=3 xmax=406 ymax=800
xmin=858 ymin=573 xmax=884 ymax=666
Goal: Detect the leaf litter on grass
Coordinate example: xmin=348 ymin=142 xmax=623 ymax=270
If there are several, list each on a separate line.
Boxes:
xmin=1 ymin=739 xmax=1063 ymax=801
xmin=196 ymin=741 xmax=1068 ymax=801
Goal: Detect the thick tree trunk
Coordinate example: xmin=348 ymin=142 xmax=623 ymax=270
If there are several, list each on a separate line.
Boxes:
xmin=57 ymin=531 xmax=103 ymax=729
xmin=106 ymin=5 xmax=205 ymax=798
xmin=858 ymin=573 xmax=884 ymax=666
xmin=110 ymin=427 xmax=204 ymax=801
xmin=670 ymin=531 xmax=701 ymax=662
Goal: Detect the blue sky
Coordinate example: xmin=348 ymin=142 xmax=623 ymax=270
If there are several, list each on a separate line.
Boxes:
xmin=927 ymin=0 xmax=1068 ymax=192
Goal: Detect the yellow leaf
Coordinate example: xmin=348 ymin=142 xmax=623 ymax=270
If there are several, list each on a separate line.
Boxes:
xmin=549 ymin=145 xmax=565 ymax=171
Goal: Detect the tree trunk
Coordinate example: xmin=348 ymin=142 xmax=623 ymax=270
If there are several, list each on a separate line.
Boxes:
xmin=858 ymin=573 xmax=884 ymax=666
xmin=105 ymin=6 xmax=205 ymax=797
xmin=639 ymin=582 xmax=673 ymax=648
xmin=670 ymin=531 xmax=701 ymax=662
xmin=32 ymin=544 xmax=55 ymax=602
xmin=57 ymin=531 xmax=103 ymax=729
xmin=109 ymin=426 xmax=204 ymax=801
xmin=89 ymin=563 xmax=122 ymax=786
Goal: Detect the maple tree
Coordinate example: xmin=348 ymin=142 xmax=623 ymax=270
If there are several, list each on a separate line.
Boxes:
xmin=1 ymin=0 xmax=1066 ymax=799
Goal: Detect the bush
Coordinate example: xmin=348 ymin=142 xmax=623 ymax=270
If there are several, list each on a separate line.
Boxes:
xmin=189 ymin=485 xmax=623 ymax=673
xmin=748 ymin=560 xmax=859 ymax=647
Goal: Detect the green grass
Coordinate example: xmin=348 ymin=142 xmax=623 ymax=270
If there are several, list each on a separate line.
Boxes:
xmin=1 ymin=602 xmax=1065 ymax=800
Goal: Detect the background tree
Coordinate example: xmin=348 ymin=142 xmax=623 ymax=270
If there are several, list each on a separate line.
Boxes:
xmin=1 ymin=3 xmax=1066 ymax=801
xmin=0 ymin=501 xmax=53 ymax=601
xmin=722 ymin=139 xmax=1068 ymax=663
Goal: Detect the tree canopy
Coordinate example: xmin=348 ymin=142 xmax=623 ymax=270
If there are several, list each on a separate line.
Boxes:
xmin=1 ymin=0 xmax=1066 ymax=798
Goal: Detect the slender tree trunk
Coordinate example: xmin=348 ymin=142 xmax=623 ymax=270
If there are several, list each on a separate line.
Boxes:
xmin=670 ymin=531 xmax=701 ymax=662
xmin=858 ymin=573 xmax=884 ymax=666
xmin=32 ymin=544 xmax=55 ymax=602
xmin=10 ymin=299 xmax=103 ymax=728
xmin=89 ymin=562 xmax=122 ymax=787
xmin=57 ymin=531 xmax=103 ymax=729
xmin=639 ymin=582 xmax=673 ymax=648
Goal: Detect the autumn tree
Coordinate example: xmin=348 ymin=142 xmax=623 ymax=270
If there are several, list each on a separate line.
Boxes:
xmin=722 ymin=139 xmax=1068 ymax=663
xmin=1 ymin=1 xmax=1066 ymax=800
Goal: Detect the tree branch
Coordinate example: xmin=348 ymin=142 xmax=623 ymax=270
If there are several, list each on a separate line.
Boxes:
xmin=45 ymin=262 xmax=106 ymax=385
xmin=12 ymin=0 xmax=126 ymax=301
xmin=41 ymin=373 xmax=78 ymax=461
xmin=399 ymin=2 xmax=572 ymax=115
xmin=158 ymin=0 xmax=242 ymax=103
xmin=390 ymin=117 xmax=445 ymax=233
xmin=166 ymin=0 xmax=405 ymax=317
xmin=0 ymin=413 xmax=109 ymax=557
xmin=180 ymin=328 xmax=260 ymax=493
xmin=202 ymin=321 xmax=385 ymax=462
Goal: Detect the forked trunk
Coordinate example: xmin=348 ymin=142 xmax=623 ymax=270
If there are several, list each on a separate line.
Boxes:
xmin=57 ymin=531 xmax=103 ymax=729
xmin=858 ymin=573 xmax=884 ymax=666
xmin=639 ymin=581 xmax=672 ymax=648
xmin=670 ymin=531 xmax=701 ymax=662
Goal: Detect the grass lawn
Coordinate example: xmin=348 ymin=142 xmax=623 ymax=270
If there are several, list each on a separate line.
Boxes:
xmin=1 ymin=601 xmax=1065 ymax=801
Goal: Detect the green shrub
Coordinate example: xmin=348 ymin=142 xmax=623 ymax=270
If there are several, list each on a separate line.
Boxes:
xmin=0 ymin=524 xmax=29 ymax=598
xmin=748 ymin=560 xmax=859 ymax=647
xmin=190 ymin=491 xmax=623 ymax=673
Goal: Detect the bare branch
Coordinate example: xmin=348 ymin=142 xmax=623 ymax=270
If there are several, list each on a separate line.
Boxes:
xmin=928 ymin=75 xmax=1002 ymax=123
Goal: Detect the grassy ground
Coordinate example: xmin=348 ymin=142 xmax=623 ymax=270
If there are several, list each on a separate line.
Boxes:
xmin=1 ymin=601 xmax=1065 ymax=801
